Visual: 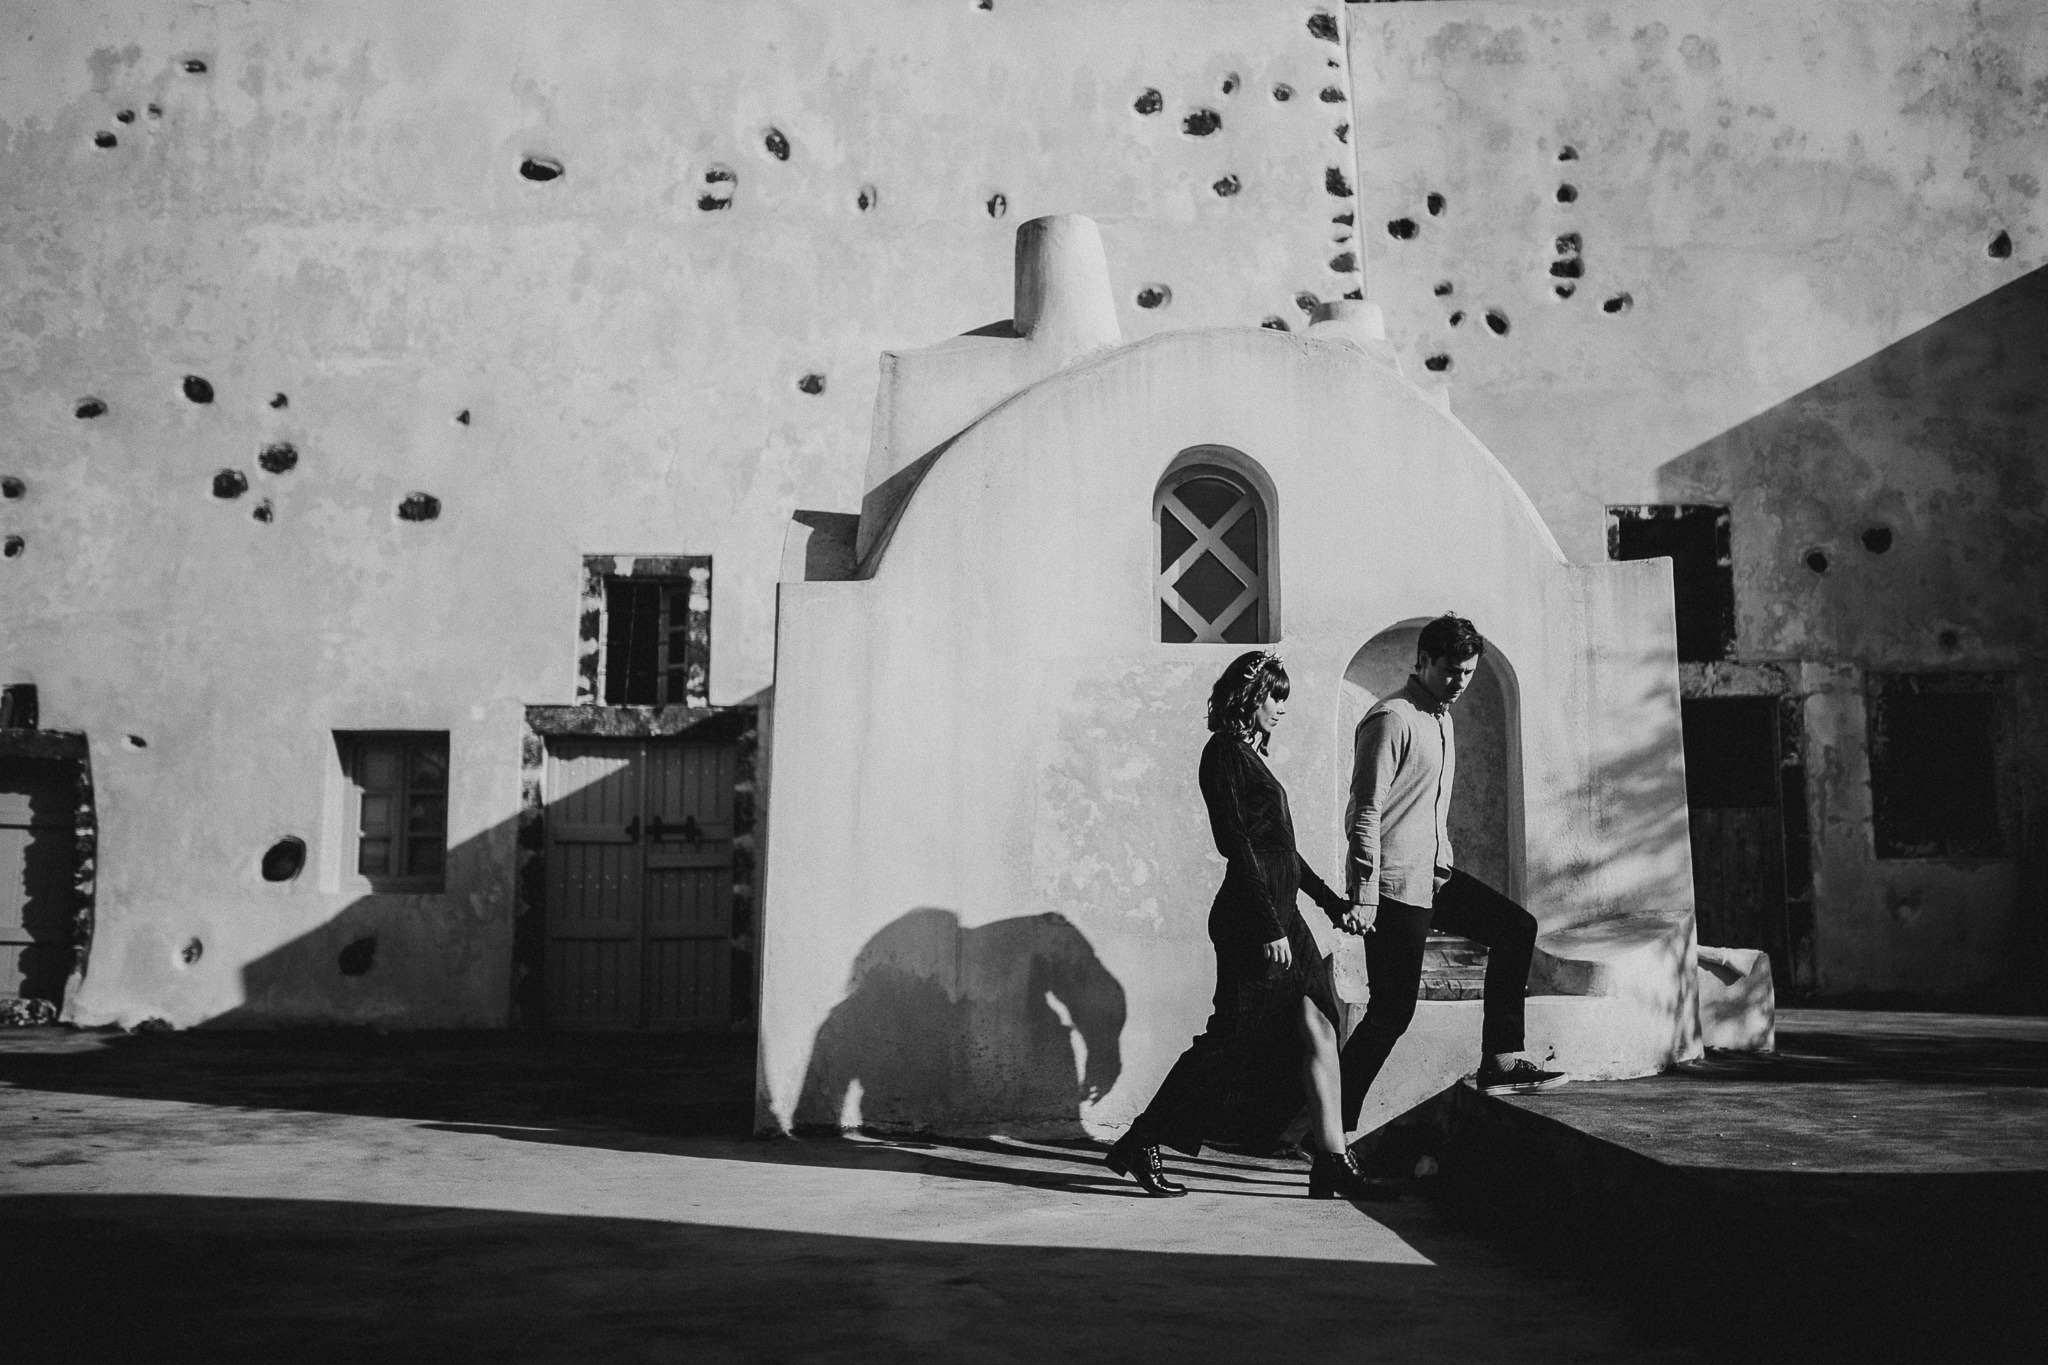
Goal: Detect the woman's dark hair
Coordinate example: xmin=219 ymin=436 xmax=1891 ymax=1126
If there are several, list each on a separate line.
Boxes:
xmin=1416 ymin=613 xmax=1486 ymax=664
xmin=1207 ymin=650 xmax=1290 ymax=741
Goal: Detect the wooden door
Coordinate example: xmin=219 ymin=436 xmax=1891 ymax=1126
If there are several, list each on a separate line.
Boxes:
xmin=543 ymin=738 xmax=734 ymax=1030
xmin=1681 ymin=698 xmax=1791 ymax=985
xmin=0 ymin=758 xmax=76 ymax=1008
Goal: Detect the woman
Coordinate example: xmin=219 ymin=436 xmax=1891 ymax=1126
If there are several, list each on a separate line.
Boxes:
xmin=1104 ymin=650 xmax=1394 ymax=1201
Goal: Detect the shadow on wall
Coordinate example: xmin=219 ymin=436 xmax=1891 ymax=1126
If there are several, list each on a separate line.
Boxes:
xmin=1656 ymin=262 xmax=2048 ymax=664
xmin=793 ymin=908 xmax=1125 ymax=1138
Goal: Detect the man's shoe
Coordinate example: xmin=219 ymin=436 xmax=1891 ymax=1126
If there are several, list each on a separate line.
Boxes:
xmin=1307 ymin=1148 xmax=1403 ymax=1202
xmin=1104 ymin=1133 xmax=1189 ymax=1197
xmin=1475 ymin=1056 xmax=1571 ymax=1095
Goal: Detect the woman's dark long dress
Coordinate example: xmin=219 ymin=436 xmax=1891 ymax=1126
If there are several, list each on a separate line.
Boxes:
xmin=1126 ymin=730 xmax=1349 ymax=1156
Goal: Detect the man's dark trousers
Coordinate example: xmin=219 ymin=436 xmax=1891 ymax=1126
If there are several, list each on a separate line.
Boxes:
xmin=1339 ymin=868 xmax=1537 ymax=1126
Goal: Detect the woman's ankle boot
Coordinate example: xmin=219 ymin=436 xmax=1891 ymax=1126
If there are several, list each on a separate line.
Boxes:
xmin=1105 ymin=1133 xmax=1188 ymax=1197
xmin=1308 ymin=1147 xmax=1402 ymax=1202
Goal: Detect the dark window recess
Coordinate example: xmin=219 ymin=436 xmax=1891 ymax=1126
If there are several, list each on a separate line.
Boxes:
xmin=338 ymin=732 xmax=449 ymax=891
xmin=604 ymin=566 xmax=712 ymax=706
xmin=1607 ymin=505 xmax=1736 ymax=662
xmin=1867 ymin=674 xmax=2018 ymax=859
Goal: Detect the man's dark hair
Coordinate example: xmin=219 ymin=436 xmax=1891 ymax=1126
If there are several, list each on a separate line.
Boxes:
xmin=1417 ymin=613 xmax=1486 ymax=664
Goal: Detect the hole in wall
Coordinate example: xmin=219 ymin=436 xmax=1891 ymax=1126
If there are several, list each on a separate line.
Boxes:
xmin=1484 ymin=309 xmax=1509 ymax=336
xmin=1333 ymin=123 xmax=1349 ymax=144
xmin=1556 ymin=184 xmax=1578 ymax=203
xmin=1343 ymin=288 xmax=1363 ymax=300
xmin=1386 ymin=218 xmax=1417 ymax=240
xmin=986 ymin=192 xmax=1007 ymax=218
xmin=1804 ymin=549 xmax=1830 ymax=574
xmin=2 ymin=536 xmax=22 ymax=559
xmin=1213 ymin=173 xmax=1241 ymax=197
xmin=1938 ymin=629 xmax=1960 ymax=651
xmin=1558 ymin=145 xmax=1578 ymax=161
xmin=1319 ymin=86 xmax=1346 ymax=104
xmin=123 ymin=734 xmax=147 ymax=749
xmin=1602 ymin=292 xmax=1633 ymax=314
xmin=258 ymin=442 xmax=297 ymax=474
xmin=977 ymin=0 xmax=993 ymax=10
xmin=797 ymin=373 xmax=826 ymax=394
xmin=1328 ymin=251 xmax=1356 ymax=273
xmin=1556 ymin=232 xmax=1581 ymax=254
xmin=698 ymin=164 xmax=736 ymax=211
xmin=338 ymin=937 xmax=377 ymax=976
xmin=1332 ymin=211 xmax=1354 ymax=226
xmin=116 ymin=109 xmax=136 ymax=124
xmin=1134 ymin=88 xmax=1162 ymax=115
xmin=183 ymin=374 xmax=214 ymax=404
xmin=1260 ymin=316 xmax=1290 ymax=331
xmin=1550 ymin=258 xmax=1583 ymax=278
xmin=1433 ymin=280 xmax=1454 ymax=296
xmin=455 ymin=409 xmax=471 ymax=425
xmin=75 ymin=397 xmax=107 ymax=419
xmin=1 ymin=477 xmax=22 ymax=499
xmin=1448 ymin=310 xmax=1465 ymax=327
xmin=1862 ymin=526 xmax=1893 ymax=554
xmin=146 ymin=103 xmax=162 ymax=118
xmin=519 ymin=155 xmax=563 ymax=182
xmin=212 ymin=469 xmax=248 ymax=499
xmin=261 ymin=836 xmax=306 ymax=883
xmin=1221 ymin=73 xmax=1238 ymax=95
xmin=1308 ymin=11 xmax=1340 ymax=42
xmin=1326 ymin=166 xmax=1352 ymax=197
xmin=1135 ymin=284 xmax=1172 ymax=309
xmin=1423 ymin=354 xmax=1451 ymax=373
xmin=1426 ymin=192 xmax=1445 ymax=216
xmin=180 ymin=938 xmax=203 ymax=966
xmin=1272 ymin=83 xmax=1293 ymax=102
xmin=1182 ymin=108 xmax=1221 ymax=136
xmin=397 ymin=492 xmax=441 ymax=522
xmin=183 ymin=58 xmax=208 ymax=74
xmin=94 ymin=131 xmax=118 ymax=148
xmin=856 ymin=184 xmax=878 ymax=212
xmin=1987 ymin=230 xmax=2012 ymax=259
xmin=251 ymin=498 xmax=273 ymax=524
xmin=269 ymin=392 xmax=288 ymax=409
xmin=1555 ymin=283 xmax=1576 ymax=299
xmin=763 ymin=128 xmax=790 ymax=161
xmin=1294 ymin=291 xmax=1320 ymax=315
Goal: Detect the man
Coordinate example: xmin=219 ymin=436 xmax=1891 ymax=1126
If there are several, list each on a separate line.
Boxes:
xmin=1339 ymin=614 xmax=1567 ymax=1127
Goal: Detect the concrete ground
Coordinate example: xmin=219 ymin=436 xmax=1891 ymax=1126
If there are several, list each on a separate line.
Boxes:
xmin=2 ymin=1010 xmax=2042 ymax=1363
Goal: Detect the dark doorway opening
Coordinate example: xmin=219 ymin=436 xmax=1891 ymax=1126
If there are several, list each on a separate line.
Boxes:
xmin=1682 ymin=697 xmax=1800 ymax=991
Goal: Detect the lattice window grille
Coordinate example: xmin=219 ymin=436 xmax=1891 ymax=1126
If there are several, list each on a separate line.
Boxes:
xmin=1156 ymin=470 xmax=1267 ymax=644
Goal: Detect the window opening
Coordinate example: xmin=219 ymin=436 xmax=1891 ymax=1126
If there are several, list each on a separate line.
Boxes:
xmin=338 ymin=732 xmax=449 ymax=891
xmin=602 ymin=563 xmax=711 ymax=706
xmin=1867 ymin=674 xmax=2017 ymax=859
xmin=1607 ymin=505 xmax=1735 ymax=662
xmin=1156 ymin=465 xmax=1270 ymax=643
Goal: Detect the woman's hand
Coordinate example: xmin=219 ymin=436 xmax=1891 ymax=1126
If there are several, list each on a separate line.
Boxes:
xmin=1263 ymin=935 xmax=1293 ymax=969
xmin=1342 ymin=902 xmax=1378 ymax=935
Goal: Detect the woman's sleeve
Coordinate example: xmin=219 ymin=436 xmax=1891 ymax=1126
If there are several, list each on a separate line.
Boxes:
xmin=1200 ymin=742 xmax=1286 ymax=943
xmin=1296 ymin=856 xmax=1348 ymax=925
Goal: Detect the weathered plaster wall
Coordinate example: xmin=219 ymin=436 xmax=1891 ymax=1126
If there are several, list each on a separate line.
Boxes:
xmin=1349 ymin=0 xmax=2047 ymax=999
xmin=761 ymin=317 xmax=1690 ymax=1136
xmin=0 ymin=0 xmax=1366 ymax=1026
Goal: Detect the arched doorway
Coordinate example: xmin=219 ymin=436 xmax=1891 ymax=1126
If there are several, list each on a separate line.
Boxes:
xmin=1338 ymin=623 xmax=1524 ymax=900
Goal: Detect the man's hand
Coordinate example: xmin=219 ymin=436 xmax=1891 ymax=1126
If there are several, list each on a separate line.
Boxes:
xmin=1262 ymin=936 xmax=1293 ymax=969
xmin=1341 ymin=902 xmax=1378 ymax=935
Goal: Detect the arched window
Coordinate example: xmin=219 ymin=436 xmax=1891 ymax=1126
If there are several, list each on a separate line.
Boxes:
xmin=1155 ymin=462 xmax=1271 ymax=643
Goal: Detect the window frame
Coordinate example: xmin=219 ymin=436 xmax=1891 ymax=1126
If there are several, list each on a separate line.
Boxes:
xmin=336 ymin=731 xmax=450 ymax=893
xmin=1154 ymin=454 xmax=1276 ymax=645
xmin=576 ymin=555 xmax=713 ymax=708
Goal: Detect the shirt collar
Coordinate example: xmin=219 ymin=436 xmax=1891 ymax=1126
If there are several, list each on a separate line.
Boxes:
xmin=1400 ymin=675 xmax=1449 ymax=715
